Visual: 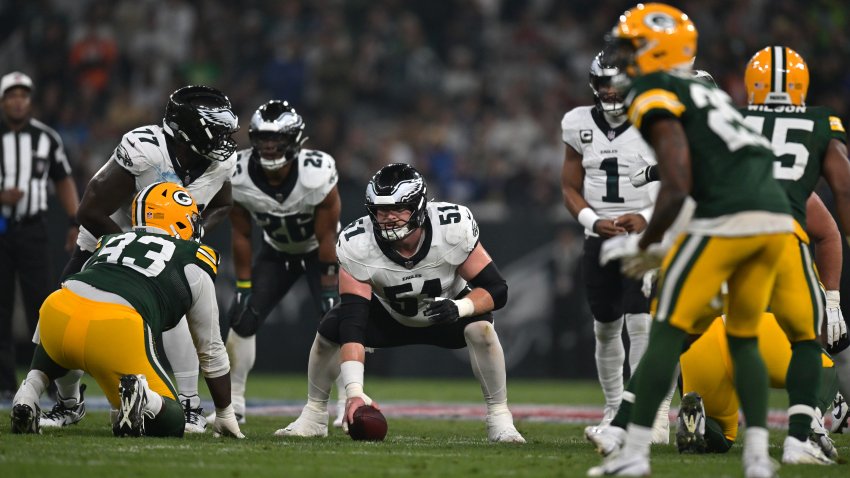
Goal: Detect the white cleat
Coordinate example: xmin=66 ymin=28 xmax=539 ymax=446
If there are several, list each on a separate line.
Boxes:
xmin=743 ymin=455 xmax=780 ymax=478
xmin=274 ymin=406 xmax=328 ymax=437
xmin=182 ymin=400 xmax=207 ymax=434
xmin=781 ymin=436 xmax=835 ymax=465
xmin=587 ymin=450 xmax=650 ymax=477
xmin=830 ymin=393 xmax=848 ymax=434
xmin=585 ymin=425 xmax=626 ymax=456
xmin=486 ymin=411 xmax=526 ymax=443
xmin=332 ymin=398 xmax=345 ymax=428
xmin=810 ymin=408 xmax=838 ymax=460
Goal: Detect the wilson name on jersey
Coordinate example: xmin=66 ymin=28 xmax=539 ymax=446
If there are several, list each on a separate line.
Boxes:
xmin=625 ymin=72 xmax=790 ymax=221
xmin=72 ymin=230 xmax=220 ymax=335
xmin=231 ymin=147 xmax=338 ymax=255
xmin=76 ymin=125 xmax=235 ymax=251
xmin=561 ymin=106 xmax=657 ymax=232
xmin=741 ymin=105 xmax=846 ymax=228
xmin=337 ymin=201 xmax=479 ymax=327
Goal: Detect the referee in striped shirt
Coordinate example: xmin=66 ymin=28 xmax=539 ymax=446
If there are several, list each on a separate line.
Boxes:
xmin=0 ymin=71 xmax=79 ymax=398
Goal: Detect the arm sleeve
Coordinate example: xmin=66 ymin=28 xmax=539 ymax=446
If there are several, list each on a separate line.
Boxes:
xmin=184 ymin=263 xmax=229 ymax=378
xmin=338 ymin=294 xmax=370 ymax=344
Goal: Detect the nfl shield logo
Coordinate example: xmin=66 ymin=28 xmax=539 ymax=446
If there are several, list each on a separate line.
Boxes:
xmin=607 ymin=130 xmax=616 ymax=141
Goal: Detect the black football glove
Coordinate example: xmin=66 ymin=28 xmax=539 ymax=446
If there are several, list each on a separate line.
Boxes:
xmin=424 ymin=299 xmax=460 ymax=324
xmin=320 ymin=285 xmax=339 ymax=315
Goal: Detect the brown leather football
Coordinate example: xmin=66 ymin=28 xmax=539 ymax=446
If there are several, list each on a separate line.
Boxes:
xmin=349 ymin=405 xmax=388 ymax=441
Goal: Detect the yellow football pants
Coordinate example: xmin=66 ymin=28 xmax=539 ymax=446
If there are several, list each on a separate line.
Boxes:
xmin=653 ymin=233 xmax=791 ymax=337
xmin=769 ymin=232 xmax=821 ymax=342
xmin=680 ymin=314 xmax=833 ymax=442
xmin=38 ymin=288 xmax=177 ymax=408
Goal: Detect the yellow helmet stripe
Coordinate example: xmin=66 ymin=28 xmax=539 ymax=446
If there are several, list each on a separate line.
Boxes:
xmin=195 ymin=250 xmax=218 ymax=274
xmin=771 ymin=46 xmax=786 ymax=94
xmin=628 ymin=89 xmax=685 ymax=129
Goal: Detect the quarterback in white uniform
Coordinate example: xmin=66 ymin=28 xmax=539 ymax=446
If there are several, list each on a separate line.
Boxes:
xmin=44 ymin=85 xmax=238 ymax=433
xmin=276 ymin=163 xmax=524 ymax=443
xmin=213 ymin=100 xmax=343 ymax=424
xmin=560 ymin=53 xmax=669 ymax=442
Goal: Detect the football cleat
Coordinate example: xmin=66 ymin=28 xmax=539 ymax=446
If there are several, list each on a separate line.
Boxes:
xmin=486 ymin=411 xmax=526 ymax=444
xmin=830 ymin=393 xmax=848 ymax=434
xmin=113 ymin=375 xmax=147 ymax=437
xmin=11 ymin=403 xmax=41 ymax=434
xmin=585 ymin=425 xmax=626 ymax=457
xmin=810 ymin=408 xmax=838 ymax=460
xmin=587 ymin=450 xmax=650 ymax=477
xmin=182 ymin=397 xmax=207 ymax=433
xmin=332 ymin=398 xmax=346 ymax=428
xmin=743 ymin=454 xmax=780 ymax=478
xmin=781 ymin=436 xmax=835 ymax=465
xmin=40 ymin=383 xmax=87 ymax=428
xmin=676 ymin=392 xmax=707 ymax=454
xmin=274 ymin=405 xmax=328 ymax=437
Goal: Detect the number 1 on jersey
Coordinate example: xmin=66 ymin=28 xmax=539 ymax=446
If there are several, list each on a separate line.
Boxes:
xmin=599 ymin=157 xmax=625 ymax=203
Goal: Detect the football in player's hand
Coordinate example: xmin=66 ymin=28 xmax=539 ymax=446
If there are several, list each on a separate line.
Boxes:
xmin=349 ymin=405 xmax=387 ymax=441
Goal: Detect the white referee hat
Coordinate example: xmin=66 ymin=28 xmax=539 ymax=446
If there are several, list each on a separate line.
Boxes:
xmin=1 ymin=71 xmax=33 ymax=97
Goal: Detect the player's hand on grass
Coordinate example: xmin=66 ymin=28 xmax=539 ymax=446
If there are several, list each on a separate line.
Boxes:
xmin=343 ymin=395 xmax=379 ymax=434
xmin=212 ymin=405 xmax=246 ymax=439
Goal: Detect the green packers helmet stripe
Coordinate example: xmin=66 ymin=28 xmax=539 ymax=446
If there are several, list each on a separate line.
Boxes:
xmin=771 ymin=46 xmax=786 ymax=94
xmin=655 ymin=235 xmax=710 ymax=322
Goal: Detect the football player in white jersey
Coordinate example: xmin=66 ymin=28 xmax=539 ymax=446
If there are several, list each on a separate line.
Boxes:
xmin=207 ymin=100 xmax=344 ymax=425
xmin=42 ymin=85 xmax=238 ymax=433
xmin=560 ymin=52 xmax=671 ymax=443
xmin=275 ymin=163 xmax=525 ymax=443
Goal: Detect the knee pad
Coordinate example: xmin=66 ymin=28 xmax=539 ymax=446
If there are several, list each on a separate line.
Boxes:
xmin=231 ymin=307 xmax=263 ymax=337
xmin=463 ymin=321 xmax=497 ymax=347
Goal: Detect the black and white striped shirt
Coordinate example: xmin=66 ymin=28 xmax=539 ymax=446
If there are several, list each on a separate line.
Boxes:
xmin=0 ymin=118 xmax=71 ymax=220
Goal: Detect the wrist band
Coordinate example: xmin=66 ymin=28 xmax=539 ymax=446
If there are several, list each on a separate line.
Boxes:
xmin=320 ymin=261 xmax=340 ymax=276
xmin=577 ymin=207 xmax=601 ymax=231
xmin=236 ymin=280 xmax=252 ymax=289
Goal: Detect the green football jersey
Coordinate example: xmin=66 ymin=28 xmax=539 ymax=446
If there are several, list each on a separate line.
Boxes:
xmin=626 ymin=72 xmax=791 ymax=219
xmin=740 ymin=104 xmax=847 ymax=228
xmin=71 ymin=231 xmax=220 ymax=336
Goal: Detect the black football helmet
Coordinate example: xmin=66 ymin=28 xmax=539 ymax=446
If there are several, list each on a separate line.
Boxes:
xmin=365 ymin=163 xmax=428 ymax=242
xmin=163 ymin=85 xmax=239 ymax=162
xmin=589 ymin=51 xmax=626 ymax=117
xmin=248 ymin=100 xmax=306 ymax=171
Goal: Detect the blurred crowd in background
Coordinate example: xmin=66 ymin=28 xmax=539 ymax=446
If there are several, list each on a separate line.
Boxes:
xmin=3 ymin=0 xmax=849 ymax=222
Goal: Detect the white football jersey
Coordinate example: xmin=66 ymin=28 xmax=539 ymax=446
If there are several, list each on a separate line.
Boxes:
xmin=561 ymin=106 xmax=658 ymax=234
xmin=231 ymin=147 xmax=338 ymax=255
xmin=337 ymin=201 xmax=479 ymax=327
xmin=77 ymin=125 xmax=235 ymax=251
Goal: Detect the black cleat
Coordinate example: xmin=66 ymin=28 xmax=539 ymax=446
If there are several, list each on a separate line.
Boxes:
xmin=113 ymin=375 xmax=147 ymax=437
xmin=676 ymin=392 xmax=707 ymax=454
xmin=11 ymin=403 xmax=41 ymax=434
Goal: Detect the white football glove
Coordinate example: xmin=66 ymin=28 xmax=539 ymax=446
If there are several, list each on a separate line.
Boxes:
xmin=212 ymin=405 xmax=246 ymax=439
xmin=629 ymin=165 xmax=654 ymax=188
xmin=825 ymin=290 xmax=848 ymax=348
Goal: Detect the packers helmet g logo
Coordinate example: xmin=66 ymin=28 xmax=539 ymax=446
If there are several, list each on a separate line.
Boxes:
xmin=644 ymin=12 xmax=676 ymax=31
xmin=173 ymin=190 xmax=194 ymax=207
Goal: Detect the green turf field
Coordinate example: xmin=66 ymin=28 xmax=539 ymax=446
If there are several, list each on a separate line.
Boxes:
xmin=1 ymin=374 xmax=848 ymax=477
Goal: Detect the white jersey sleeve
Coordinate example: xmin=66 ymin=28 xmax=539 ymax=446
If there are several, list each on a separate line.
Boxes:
xmin=560 ymin=106 xmax=658 ymax=234
xmin=184 ymin=263 xmax=229 ymax=378
xmin=337 ymin=217 xmax=381 ymax=282
xmin=297 ymin=148 xmax=338 ymax=206
xmin=431 ymin=202 xmax=479 ymax=265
